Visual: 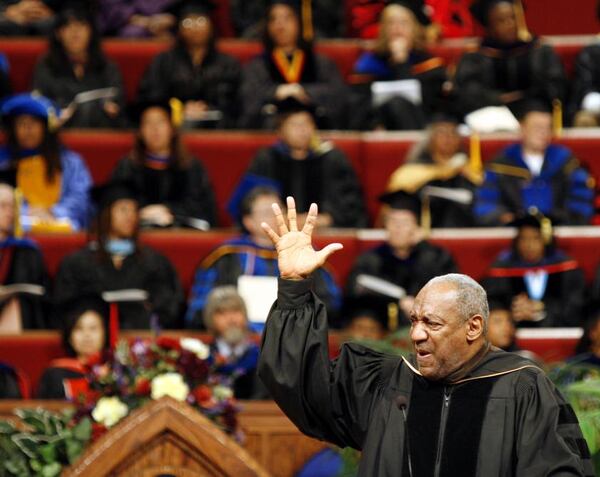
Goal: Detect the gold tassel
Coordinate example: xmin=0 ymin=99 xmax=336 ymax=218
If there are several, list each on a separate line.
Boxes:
xmin=14 ymin=188 xmax=23 ymax=239
xmin=421 ymin=194 xmax=431 ymax=237
xmin=540 ymin=215 xmax=553 ymax=245
xmin=301 ymin=0 xmax=314 ymax=42
xmin=468 ymin=131 xmax=484 ymax=184
xmin=514 ymin=0 xmax=532 ymax=42
xmin=169 ymin=97 xmax=184 ymax=128
xmin=387 ymin=302 xmax=399 ymax=332
xmin=552 ymin=99 xmax=563 ymax=137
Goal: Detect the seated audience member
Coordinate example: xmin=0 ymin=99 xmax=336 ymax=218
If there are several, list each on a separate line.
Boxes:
xmin=0 ymin=0 xmax=56 ymax=36
xmin=474 ymin=101 xmax=595 ymax=226
xmin=341 ymin=296 xmax=388 ymax=342
xmin=0 ymin=53 xmax=11 ymax=99
xmin=239 ymin=0 xmax=347 ymax=129
xmin=486 ymin=299 xmax=520 ymax=352
xmin=32 ymin=6 xmax=126 ymax=129
xmin=230 ymin=0 xmax=344 ymax=39
xmin=111 ymin=101 xmax=217 ymax=229
xmin=453 ymin=0 xmax=565 ymax=117
xmin=246 ymin=98 xmax=368 ymax=228
xmin=0 ymin=93 xmax=92 ymax=231
xmin=137 ymin=1 xmax=241 ymax=129
xmin=38 ymin=296 xmax=108 ymax=399
xmin=346 ymin=190 xmax=458 ymax=325
xmin=97 ymin=0 xmax=179 ymax=38
xmin=54 ymin=181 xmax=184 ymax=329
xmin=0 ymin=362 xmax=23 ymax=398
xmin=0 ymin=183 xmax=49 ymax=332
xmin=351 ymin=2 xmax=447 ymax=130
xmin=203 ymin=286 xmax=268 ymax=399
xmin=570 ymin=312 xmax=600 ymax=367
xmin=383 ymin=110 xmax=479 ymax=227
xmin=484 ymin=213 xmax=585 ymax=328
xmin=186 ymin=182 xmax=342 ymax=327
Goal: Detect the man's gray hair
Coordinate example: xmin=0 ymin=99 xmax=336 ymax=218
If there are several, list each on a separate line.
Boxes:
xmin=425 ymin=273 xmax=489 ymax=326
xmin=203 ymin=286 xmax=247 ymax=332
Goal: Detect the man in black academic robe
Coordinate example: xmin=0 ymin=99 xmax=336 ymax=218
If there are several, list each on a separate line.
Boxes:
xmin=257 ymin=197 xmax=594 ymax=477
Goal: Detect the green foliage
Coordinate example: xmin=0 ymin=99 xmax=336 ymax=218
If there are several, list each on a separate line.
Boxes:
xmin=0 ymin=408 xmax=91 ymax=477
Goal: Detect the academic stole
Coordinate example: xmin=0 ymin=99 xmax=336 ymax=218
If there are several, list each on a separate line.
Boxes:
xmin=272 ymin=48 xmax=306 ymax=83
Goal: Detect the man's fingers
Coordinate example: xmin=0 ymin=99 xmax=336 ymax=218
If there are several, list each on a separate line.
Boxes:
xmin=302 ymin=203 xmax=318 ymax=236
xmin=316 ymin=243 xmax=344 ymax=265
xmin=261 ymin=222 xmax=280 ymax=244
xmin=272 ymin=202 xmax=289 ymax=235
xmin=286 ymin=196 xmax=298 ymax=232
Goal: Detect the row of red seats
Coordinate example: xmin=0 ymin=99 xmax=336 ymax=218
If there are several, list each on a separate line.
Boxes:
xmin=0 ymin=36 xmax=592 ymax=103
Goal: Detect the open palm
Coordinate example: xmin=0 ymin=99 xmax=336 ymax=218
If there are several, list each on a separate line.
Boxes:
xmin=261 ymin=197 xmax=343 ymax=280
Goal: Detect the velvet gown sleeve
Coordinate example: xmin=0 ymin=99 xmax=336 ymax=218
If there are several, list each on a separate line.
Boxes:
xmin=258 ymin=278 xmax=399 ymax=450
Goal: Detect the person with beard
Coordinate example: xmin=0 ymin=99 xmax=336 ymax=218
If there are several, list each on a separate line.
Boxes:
xmin=54 ymin=181 xmax=184 ymax=329
xmin=483 ymin=213 xmax=586 ymax=328
xmin=137 ymin=1 xmax=241 ymax=129
xmin=203 ymin=286 xmax=268 ymax=399
xmin=453 ymin=0 xmax=566 ymax=118
xmin=239 ymin=0 xmax=347 ymax=129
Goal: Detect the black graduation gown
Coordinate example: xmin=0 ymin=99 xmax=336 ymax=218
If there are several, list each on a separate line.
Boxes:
xmin=111 ymin=156 xmax=218 ymax=227
xmin=345 ymin=241 xmax=458 ymax=323
xmin=258 ymin=278 xmax=594 ymax=477
xmin=483 ymin=250 xmax=586 ymax=328
xmin=54 ymin=244 xmax=184 ymax=329
xmin=247 ymin=144 xmax=368 ymax=227
xmin=32 ymin=55 xmax=126 ymax=128
xmin=568 ymin=43 xmax=600 ymax=124
xmin=240 ymin=48 xmax=348 ymax=129
xmin=137 ymin=44 xmax=242 ymax=129
xmin=0 ymin=363 xmax=21 ymax=399
xmin=37 ymin=363 xmax=85 ymax=400
xmin=454 ymin=38 xmax=566 ymax=116
xmin=0 ymin=240 xmax=49 ymax=329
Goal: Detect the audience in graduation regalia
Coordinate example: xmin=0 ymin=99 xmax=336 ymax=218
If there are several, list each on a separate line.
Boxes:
xmin=474 ymin=101 xmax=595 ymax=226
xmin=54 ymin=181 xmax=184 ymax=330
xmin=239 ymin=0 xmax=348 ymax=129
xmin=186 ymin=182 xmax=341 ymax=328
xmin=352 ymin=1 xmax=448 ymax=130
xmin=246 ymin=98 xmax=368 ymax=228
xmin=346 ymin=190 xmax=457 ymax=326
xmin=97 ymin=0 xmax=179 ymax=38
xmin=453 ymin=0 xmax=566 ymax=118
xmin=0 ymin=0 xmax=57 ymax=36
xmin=0 ymin=183 xmax=49 ymax=332
xmin=38 ymin=296 xmax=108 ymax=399
xmin=203 ymin=286 xmax=268 ymax=399
xmin=569 ymin=312 xmax=600 ymax=367
xmin=111 ymin=101 xmax=217 ymax=229
xmin=486 ymin=299 xmax=520 ymax=352
xmin=137 ymin=1 xmax=242 ymax=129
xmin=383 ymin=110 xmax=479 ymax=227
xmin=0 ymin=362 xmax=24 ymax=398
xmin=0 ymin=93 xmax=92 ymax=231
xmin=483 ymin=213 xmax=586 ymax=328
xmin=341 ymin=296 xmax=388 ymax=342
xmin=32 ymin=6 xmax=127 ymax=129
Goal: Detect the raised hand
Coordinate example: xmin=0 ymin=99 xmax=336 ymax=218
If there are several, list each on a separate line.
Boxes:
xmin=261 ymin=197 xmax=343 ymax=280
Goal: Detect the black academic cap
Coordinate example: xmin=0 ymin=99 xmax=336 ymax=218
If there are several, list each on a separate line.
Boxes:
xmin=509 ymin=209 xmax=554 ymax=242
xmin=514 ymin=97 xmax=553 ymax=120
xmin=342 ymin=295 xmax=390 ymax=330
xmin=469 ymin=0 xmax=515 ymax=26
xmin=61 ymin=294 xmax=109 ymax=322
xmin=91 ymin=180 xmax=139 ymax=212
xmin=171 ymin=0 xmax=216 ymax=20
xmin=274 ymin=96 xmax=317 ymax=118
xmin=132 ymin=98 xmax=184 ymax=128
xmin=387 ymin=0 xmax=432 ymax=26
xmin=267 ymin=0 xmax=302 ymax=12
xmin=227 ymin=173 xmax=281 ymax=224
xmin=428 ymin=100 xmax=464 ymax=125
xmin=379 ymin=190 xmax=421 ymax=219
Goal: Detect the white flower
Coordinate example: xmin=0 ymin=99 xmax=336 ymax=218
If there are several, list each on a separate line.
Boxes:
xmin=180 ymin=337 xmax=210 ymax=360
xmin=91 ymin=396 xmax=128 ymax=428
xmin=212 ymin=385 xmax=234 ymax=401
xmin=151 ymin=372 xmax=190 ymax=402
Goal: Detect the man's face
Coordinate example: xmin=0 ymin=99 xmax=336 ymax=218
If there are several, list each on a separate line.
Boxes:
xmin=0 ymin=186 xmax=15 ymax=235
xmin=179 ymin=14 xmax=212 ymax=48
xmin=487 ymin=308 xmax=515 ymax=349
xmin=410 ymin=282 xmax=474 ymax=380
xmin=279 ymin=112 xmax=316 ymax=152
xmin=383 ymin=5 xmax=416 ymax=44
xmin=429 ymin=122 xmax=462 ymax=159
xmin=212 ymin=309 xmax=248 ymax=343
xmin=243 ymin=194 xmax=282 ymax=241
xmin=346 ymin=316 xmax=385 ymax=341
xmin=267 ymin=4 xmax=299 ymax=49
xmin=515 ymin=226 xmax=545 ymax=263
xmin=384 ymin=209 xmax=419 ymax=250
xmin=487 ymin=2 xmax=518 ymax=44
xmin=521 ymin=112 xmax=552 ymax=152
xmin=14 ymin=114 xmax=45 ymax=150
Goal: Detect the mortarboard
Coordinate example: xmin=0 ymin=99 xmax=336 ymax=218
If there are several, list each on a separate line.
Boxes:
xmin=342 ymin=295 xmax=391 ymax=331
xmin=274 ymin=96 xmax=318 ymax=118
xmin=132 ymin=98 xmax=184 ymax=128
xmin=0 ymin=93 xmax=60 ymax=131
xmin=379 ymin=189 xmax=422 ymax=219
xmin=509 ymin=208 xmax=554 ymax=244
xmin=171 ymin=0 xmax=216 ymax=20
xmin=227 ymin=173 xmax=282 ymax=224
xmin=91 ymin=180 xmax=139 ymax=212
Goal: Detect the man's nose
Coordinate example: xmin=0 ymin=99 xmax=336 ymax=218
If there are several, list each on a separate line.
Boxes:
xmin=410 ymin=322 xmax=428 ymax=342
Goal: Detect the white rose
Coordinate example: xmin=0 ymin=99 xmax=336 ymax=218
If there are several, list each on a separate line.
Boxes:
xmin=180 ymin=337 xmax=210 ymax=360
xmin=151 ymin=372 xmax=190 ymax=402
xmin=91 ymin=396 xmax=128 ymax=428
xmin=212 ymin=385 xmax=234 ymax=401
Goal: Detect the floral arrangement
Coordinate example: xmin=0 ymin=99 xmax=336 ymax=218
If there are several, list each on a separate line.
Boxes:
xmin=75 ymin=336 xmax=240 ymax=440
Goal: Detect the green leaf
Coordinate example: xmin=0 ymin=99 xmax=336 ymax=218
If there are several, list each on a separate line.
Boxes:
xmin=0 ymin=422 xmax=15 ymax=434
xmin=11 ymin=434 xmax=41 ymax=459
xmin=65 ymin=439 xmax=83 ymax=464
xmin=29 ymin=459 xmax=42 ymax=471
xmin=41 ymin=462 xmax=62 ymax=477
xmin=38 ymin=443 xmax=57 ymax=465
xmin=72 ymin=418 xmax=91 ymax=442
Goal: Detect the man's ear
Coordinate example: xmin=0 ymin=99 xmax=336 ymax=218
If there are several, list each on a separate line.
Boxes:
xmin=466 ymin=315 xmax=485 ymax=342
xmin=241 ymin=215 xmax=252 ymax=233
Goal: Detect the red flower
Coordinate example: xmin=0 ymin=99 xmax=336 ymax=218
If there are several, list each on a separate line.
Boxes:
xmin=91 ymin=422 xmax=108 ymax=441
xmin=156 ymin=336 xmax=181 ymax=351
xmin=135 ymin=377 xmax=151 ymax=396
xmin=192 ymin=385 xmax=213 ymax=406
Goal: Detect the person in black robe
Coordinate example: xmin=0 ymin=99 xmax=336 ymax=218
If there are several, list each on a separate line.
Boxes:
xmin=256 ymin=198 xmax=594 ymax=477
xmin=38 ymin=295 xmax=108 ymax=399
xmin=569 ymin=312 xmax=600 ymax=368
xmin=32 ymin=6 xmax=127 ymax=129
xmin=239 ymin=0 xmax=348 ymax=129
xmin=246 ymin=97 xmax=368 ymax=228
xmin=0 ymin=362 xmax=22 ymax=398
xmin=54 ymin=181 xmax=184 ymax=330
xmin=483 ymin=214 xmax=586 ymax=328
xmin=346 ymin=190 xmax=458 ymax=326
xmin=351 ymin=1 xmax=448 ymax=130
xmin=137 ymin=1 xmax=242 ymax=129
xmin=0 ymin=53 xmax=11 ymax=100
xmin=111 ymin=101 xmax=217 ymax=229
xmin=0 ymin=183 xmax=49 ymax=331
xmin=453 ymin=0 xmax=566 ymax=118
xmin=203 ymin=286 xmax=268 ymax=399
